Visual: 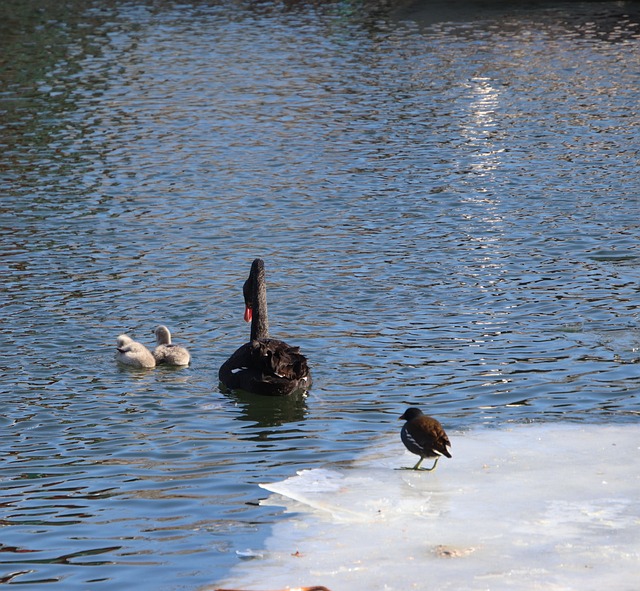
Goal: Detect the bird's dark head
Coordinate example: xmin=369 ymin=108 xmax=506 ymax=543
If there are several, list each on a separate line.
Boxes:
xmin=400 ymin=407 xmax=424 ymax=421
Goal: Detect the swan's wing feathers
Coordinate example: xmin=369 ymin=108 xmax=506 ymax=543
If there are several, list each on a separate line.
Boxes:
xmin=250 ymin=339 xmax=309 ymax=380
xmin=272 ymin=346 xmax=309 ymax=379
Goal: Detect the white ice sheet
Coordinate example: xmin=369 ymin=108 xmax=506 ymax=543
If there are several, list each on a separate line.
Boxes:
xmin=212 ymin=424 xmax=640 ymax=591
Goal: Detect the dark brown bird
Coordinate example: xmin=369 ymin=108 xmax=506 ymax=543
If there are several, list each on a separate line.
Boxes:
xmin=399 ymin=407 xmax=452 ymax=471
xmin=219 ymin=259 xmax=311 ymax=396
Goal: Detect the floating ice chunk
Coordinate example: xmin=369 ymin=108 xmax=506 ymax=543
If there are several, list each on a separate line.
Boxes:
xmin=235 ymin=549 xmax=264 ymax=560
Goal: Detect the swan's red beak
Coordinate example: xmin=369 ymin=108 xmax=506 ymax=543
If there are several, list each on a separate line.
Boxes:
xmin=244 ymin=305 xmax=253 ymax=323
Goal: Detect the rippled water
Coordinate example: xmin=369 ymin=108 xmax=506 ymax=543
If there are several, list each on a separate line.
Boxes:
xmin=1 ymin=0 xmax=639 ymax=588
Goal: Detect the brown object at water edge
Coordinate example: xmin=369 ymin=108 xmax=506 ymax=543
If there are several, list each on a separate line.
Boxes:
xmin=215 ymin=587 xmax=332 ymax=591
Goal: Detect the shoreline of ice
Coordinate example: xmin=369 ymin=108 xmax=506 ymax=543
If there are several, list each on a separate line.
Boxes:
xmin=211 ymin=423 xmax=640 ymax=591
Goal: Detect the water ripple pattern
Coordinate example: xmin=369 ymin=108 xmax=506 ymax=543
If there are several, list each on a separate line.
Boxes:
xmin=0 ymin=0 xmax=638 ymax=588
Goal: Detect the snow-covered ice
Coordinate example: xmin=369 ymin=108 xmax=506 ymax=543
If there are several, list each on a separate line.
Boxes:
xmin=212 ymin=424 xmax=640 ymax=591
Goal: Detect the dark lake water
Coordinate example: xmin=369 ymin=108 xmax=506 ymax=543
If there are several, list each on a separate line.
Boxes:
xmin=1 ymin=0 xmax=639 ymax=588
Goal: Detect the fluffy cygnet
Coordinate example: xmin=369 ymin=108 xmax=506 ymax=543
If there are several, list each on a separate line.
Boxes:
xmin=116 ymin=334 xmax=156 ymax=368
xmin=152 ymin=325 xmax=191 ymax=366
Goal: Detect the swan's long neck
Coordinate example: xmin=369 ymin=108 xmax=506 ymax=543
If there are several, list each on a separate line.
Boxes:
xmin=250 ymin=259 xmax=269 ymax=341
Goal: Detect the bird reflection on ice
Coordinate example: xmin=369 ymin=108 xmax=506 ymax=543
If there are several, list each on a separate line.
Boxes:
xmin=214 ymin=424 xmax=640 ymax=591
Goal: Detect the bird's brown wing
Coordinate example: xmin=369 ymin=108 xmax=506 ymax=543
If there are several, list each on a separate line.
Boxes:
xmin=408 ymin=416 xmax=452 ymax=458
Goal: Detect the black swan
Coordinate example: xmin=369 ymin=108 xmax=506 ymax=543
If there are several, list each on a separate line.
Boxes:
xmin=218 ymin=258 xmax=312 ymax=396
xmin=399 ymin=407 xmax=452 ymax=471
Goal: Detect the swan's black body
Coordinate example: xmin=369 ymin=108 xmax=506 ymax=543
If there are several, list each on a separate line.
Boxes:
xmin=219 ymin=259 xmax=311 ymax=396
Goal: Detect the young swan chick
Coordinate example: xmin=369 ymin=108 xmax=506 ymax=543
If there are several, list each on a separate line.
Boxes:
xmin=116 ymin=334 xmax=156 ymax=368
xmin=152 ymin=325 xmax=191 ymax=366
